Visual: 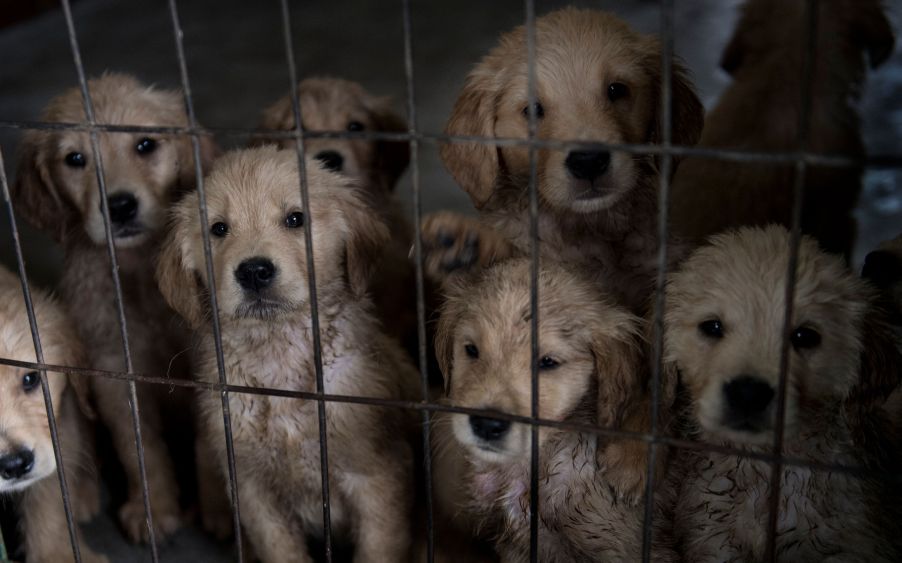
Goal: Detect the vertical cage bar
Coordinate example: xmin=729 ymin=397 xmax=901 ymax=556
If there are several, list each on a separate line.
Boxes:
xmin=642 ymin=0 xmax=675 ymax=559
xmin=0 ymin=148 xmax=83 ymax=563
xmin=164 ymin=2 xmax=245 ymax=560
xmin=277 ymin=2 xmax=333 ymax=559
xmin=58 ymin=1 xmax=161 ymax=558
xmin=400 ymin=1 xmax=436 ymax=561
xmin=764 ymin=0 xmax=819 ymax=559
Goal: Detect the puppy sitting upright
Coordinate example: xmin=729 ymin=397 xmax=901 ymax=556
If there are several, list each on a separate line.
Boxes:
xmin=423 ymin=7 xmax=704 ymax=313
xmin=11 ymin=72 xmax=217 ymax=542
xmin=433 ymin=258 xmax=675 ymax=562
xmin=157 ymin=146 xmax=417 ymax=562
xmin=0 ymin=266 xmax=105 ymax=563
xmin=664 ymin=225 xmax=901 ymax=561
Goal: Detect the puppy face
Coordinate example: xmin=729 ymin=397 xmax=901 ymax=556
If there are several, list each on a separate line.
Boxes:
xmin=13 ymin=73 xmax=216 ymax=246
xmin=158 ymin=146 xmax=388 ymax=328
xmin=436 ymin=259 xmax=640 ymax=463
xmin=442 ymin=8 xmax=703 ymax=213
xmin=258 ymin=77 xmax=409 ymax=193
xmin=665 ymin=226 xmax=869 ymax=445
xmin=0 ymin=270 xmax=83 ymax=493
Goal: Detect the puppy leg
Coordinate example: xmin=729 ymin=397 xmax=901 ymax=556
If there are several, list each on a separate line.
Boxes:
xmin=237 ymin=475 xmax=312 ymax=563
xmin=22 ymin=473 xmax=108 ymax=563
xmin=343 ymin=458 xmax=412 ymax=563
xmin=419 ymin=211 xmax=515 ymax=283
xmin=65 ymin=401 xmax=102 ymax=523
xmin=196 ymin=433 xmax=233 ymax=540
xmin=93 ymin=378 xmax=181 ymax=543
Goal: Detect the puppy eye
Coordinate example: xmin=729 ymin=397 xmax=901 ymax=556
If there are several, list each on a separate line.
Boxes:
xmin=790 ymin=326 xmax=821 ymax=350
xmin=538 ymin=356 xmax=560 ymax=370
xmin=210 ymin=222 xmax=229 ymax=237
xmin=135 ymin=138 xmax=157 ymax=155
xmin=607 ymin=82 xmax=629 ymax=101
xmin=285 ymin=211 xmax=304 ymax=229
xmin=698 ymin=319 xmax=724 ymax=339
xmin=347 ymin=121 xmax=365 ymax=132
xmin=464 ymin=343 xmax=479 ymax=359
xmin=65 ymin=152 xmax=86 ymax=168
xmin=22 ymin=371 xmax=40 ymax=393
xmin=521 ymin=102 xmax=545 ymax=119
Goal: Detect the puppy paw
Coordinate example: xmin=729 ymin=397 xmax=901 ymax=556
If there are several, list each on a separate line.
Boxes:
xmin=418 ymin=212 xmax=511 ymax=282
xmin=118 ymin=497 xmax=182 ymax=544
xmin=601 ymin=440 xmax=650 ymax=505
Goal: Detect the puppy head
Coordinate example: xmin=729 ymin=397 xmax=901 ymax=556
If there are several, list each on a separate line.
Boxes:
xmin=258 ymin=77 xmax=409 ymax=193
xmin=665 ymin=225 xmax=871 ymax=445
xmin=12 ymin=72 xmax=216 ymax=246
xmin=442 ymin=7 xmax=703 ymax=213
xmin=157 ymin=146 xmax=388 ymax=328
xmin=0 ymin=268 xmax=89 ymax=493
xmin=436 ymin=258 xmax=641 ymax=464
xmin=721 ymin=0 xmax=895 ymax=74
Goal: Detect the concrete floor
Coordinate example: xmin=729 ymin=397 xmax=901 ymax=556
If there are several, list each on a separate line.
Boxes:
xmin=0 ymin=0 xmax=900 ymax=561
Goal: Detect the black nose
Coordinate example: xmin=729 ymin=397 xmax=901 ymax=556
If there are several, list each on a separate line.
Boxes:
xmin=235 ymin=257 xmax=276 ymax=292
xmin=862 ymin=250 xmax=902 ymax=290
xmin=565 ymin=150 xmax=611 ymax=181
xmin=107 ymin=192 xmax=139 ymax=225
xmin=315 ymin=150 xmax=344 ymax=172
xmin=723 ymin=376 xmax=774 ymax=419
xmin=0 ymin=449 xmax=34 ymax=480
xmin=469 ymin=416 xmax=510 ymax=442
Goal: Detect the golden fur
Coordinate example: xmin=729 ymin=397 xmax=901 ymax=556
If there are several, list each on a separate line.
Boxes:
xmin=157 ymin=146 xmax=418 ymax=562
xmin=11 ymin=72 xmax=217 ymax=542
xmin=432 ymin=258 xmax=674 ymax=562
xmin=669 ymin=0 xmax=895 ymax=259
xmin=425 ymin=7 xmax=703 ymax=313
xmin=0 ymin=267 xmax=104 ymax=563
xmin=663 ymin=225 xmax=901 ymax=561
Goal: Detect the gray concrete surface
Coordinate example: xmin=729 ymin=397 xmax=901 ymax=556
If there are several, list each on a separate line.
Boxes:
xmin=0 ymin=1 xmax=899 ymax=561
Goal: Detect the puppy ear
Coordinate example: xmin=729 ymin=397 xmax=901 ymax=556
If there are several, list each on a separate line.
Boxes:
xmin=853 ymin=2 xmax=895 ymax=69
xmin=253 ymin=95 xmax=294 ymax=148
xmin=176 ymin=134 xmax=219 ymax=194
xmin=645 ymin=50 xmax=705 ymax=169
xmin=341 ymin=189 xmax=391 ymax=297
xmin=441 ymin=70 xmax=499 ymax=209
xmin=11 ymin=133 xmax=77 ymax=243
xmin=368 ymin=97 xmax=410 ymax=191
xmin=155 ymin=207 xmax=205 ymax=328
xmin=67 ymin=371 xmax=96 ymax=420
xmin=591 ymin=313 xmax=645 ymax=429
xmin=852 ymin=310 xmax=902 ymax=406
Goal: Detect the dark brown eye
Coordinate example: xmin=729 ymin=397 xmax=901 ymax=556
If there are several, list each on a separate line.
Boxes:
xmin=65 ymin=152 xmax=86 ymax=168
xmin=607 ymin=82 xmax=629 ymax=101
xmin=210 ymin=222 xmax=229 ymax=237
xmin=347 ymin=121 xmax=365 ymax=132
xmin=464 ymin=343 xmax=479 ymax=359
xmin=698 ymin=319 xmax=724 ymax=339
xmin=790 ymin=326 xmax=821 ymax=350
xmin=136 ymin=138 xmax=157 ymax=155
xmin=22 ymin=371 xmax=40 ymax=393
xmin=285 ymin=211 xmax=304 ymax=229
xmin=538 ymin=356 xmax=560 ymax=370
xmin=521 ymin=102 xmax=544 ymax=119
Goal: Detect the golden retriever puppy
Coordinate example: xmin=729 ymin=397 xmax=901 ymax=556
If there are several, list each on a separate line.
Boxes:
xmin=432 ymin=258 xmax=675 ymax=562
xmin=423 ymin=7 xmax=704 ymax=313
xmin=670 ymin=0 xmax=895 ymax=259
xmin=11 ymin=72 xmax=217 ymax=542
xmin=156 ymin=146 xmax=418 ymax=563
xmin=0 ymin=266 xmax=105 ymax=563
xmin=664 ymin=225 xmax=901 ymax=561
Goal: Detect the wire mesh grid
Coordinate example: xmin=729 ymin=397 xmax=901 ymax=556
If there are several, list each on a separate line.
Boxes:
xmin=0 ymin=0 xmax=899 ymax=562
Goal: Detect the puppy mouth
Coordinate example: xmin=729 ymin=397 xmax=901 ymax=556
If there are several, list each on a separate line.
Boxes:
xmin=113 ymin=224 xmax=146 ymax=239
xmin=571 ymin=177 xmax=616 ymax=201
xmin=234 ymin=297 xmax=294 ymax=320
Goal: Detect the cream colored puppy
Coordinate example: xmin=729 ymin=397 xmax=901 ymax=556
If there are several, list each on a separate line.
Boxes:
xmin=0 ymin=267 xmax=105 ymax=563
xmin=664 ymin=225 xmax=900 ymax=561
xmin=157 ymin=146 xmax=417 ymax=563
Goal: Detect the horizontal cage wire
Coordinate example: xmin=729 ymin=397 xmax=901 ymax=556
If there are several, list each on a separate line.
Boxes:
xmin=0 ymin=0 xmax=899 ymax=562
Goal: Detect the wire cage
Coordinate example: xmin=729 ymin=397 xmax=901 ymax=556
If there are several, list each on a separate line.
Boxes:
xmin=0 ymin=0 xmax=899 ymax=562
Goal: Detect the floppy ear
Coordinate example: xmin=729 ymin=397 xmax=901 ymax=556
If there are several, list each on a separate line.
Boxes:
xmin=368 ymin=97 xmax=410 ymax=191
xmin=176 ymin=134 xmax=219 ymax=193
xmin=434 ymin=298 xmax=459 ymax=397
xmin=591 ymin=315 xmax=646 ymax=430
xmin=852 ymin=311 xmax=902 ymax=406
xmin=440 ymin=70 xmax=499 ymax=209
xmin=853 ymin=2 xmax=895 ymax=69
xmin=253 ymin=95 xmax=294 ymax=148
xmin=341 ymin=190 xmax=391 ymax=297
xmin=645 ymin=52 xmax=705 ymax=173
xmin=11 ymin=133 xmax=78 ymax=243
xmin=155 ymin=209 xmax=206 ymax=328
xmin=67 ymin=370 xmax=96 ymax=420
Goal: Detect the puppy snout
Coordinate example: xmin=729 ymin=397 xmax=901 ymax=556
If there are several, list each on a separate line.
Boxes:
xmin=106 ymin=192 xmax=139 ymax=225
xmin=0 ymin=449 xmax=34 ymax=480
xmin=469 ymin=415 xmax=510 ymax=442
xmin=723 ymin=376 xmax=774 ymax=420
xmin=235 ymin=257 xmax=277 ymax=292
xmin=315 ymin=150 xmax=344 ymax=172
xmin=565 ymin=150 xmax=611 ymax=181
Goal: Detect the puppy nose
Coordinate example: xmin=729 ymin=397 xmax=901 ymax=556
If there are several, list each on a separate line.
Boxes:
xmin=565 ymin=150 xmax=611 ymax=181
xmin=723 ymin=376 xmax=774 ymax=418
xmin=0 ymin=449 xmax=35 ymax=480
xmin=106 ymin=192 xmax=139 ymax=225
xmin=469 ymin=416 xmax=510 ymax=442
xmin=235 ymin=257 xmax=277 ymax=292
xmin=315 ymin=150 xmax=344 ymax=172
